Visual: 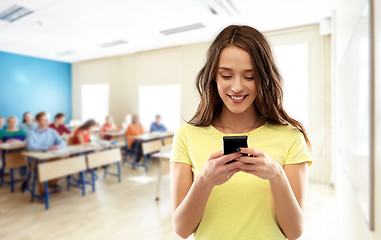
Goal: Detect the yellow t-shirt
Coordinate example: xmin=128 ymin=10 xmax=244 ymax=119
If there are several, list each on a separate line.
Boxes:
xmin=170 ymin=122 xmax=312 ymax=240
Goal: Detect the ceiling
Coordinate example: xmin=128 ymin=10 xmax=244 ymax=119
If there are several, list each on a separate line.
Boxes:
xmin=0 ymin=0 xmax=335 ymax=63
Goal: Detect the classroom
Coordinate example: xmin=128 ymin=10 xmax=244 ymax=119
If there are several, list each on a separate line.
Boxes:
xmin=0 ymin=0 xmax=381 ymax=239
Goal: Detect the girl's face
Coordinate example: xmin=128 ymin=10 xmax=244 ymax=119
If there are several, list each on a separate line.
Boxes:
xmin=25 ymin=113 xmax=33 ymax=123
xmin=216 ymin=46 xmax=257 ymax=115
xmin=7 ymin=117 xmax=18 ymax=129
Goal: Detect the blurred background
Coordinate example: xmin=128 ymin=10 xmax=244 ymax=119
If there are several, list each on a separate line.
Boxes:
xmin=0 ymin=0 xmax=380 ymax=239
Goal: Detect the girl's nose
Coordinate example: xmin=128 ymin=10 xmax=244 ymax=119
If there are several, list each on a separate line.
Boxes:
xmin=231 ymin=77 xmax=244 ymax=93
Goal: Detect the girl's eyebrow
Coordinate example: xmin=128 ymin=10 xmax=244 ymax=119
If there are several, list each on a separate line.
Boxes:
xmin=218 ymin=67 xmax=232 ymax=70
xmin=218 ymin=67 xmax=254 ymax=72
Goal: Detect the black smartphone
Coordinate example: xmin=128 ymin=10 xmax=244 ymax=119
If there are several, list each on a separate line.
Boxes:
xmin=223 ymin=136 xmax=248 ymax=164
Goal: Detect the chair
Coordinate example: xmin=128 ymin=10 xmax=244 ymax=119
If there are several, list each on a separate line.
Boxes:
xmin=87 ymin=148 xmax=122 ymax=192
xmin=123 ymin=136 xmax=137 ymax=165
xmin=2 ymin=152 xmax=27 ymax=192
xmin=38 ymin=156 xmax=87 ymax=210
xmin=141 ymin=139 xmax=163 ymax=172
xmin=162 ymin=136 xmax=173 ymax=146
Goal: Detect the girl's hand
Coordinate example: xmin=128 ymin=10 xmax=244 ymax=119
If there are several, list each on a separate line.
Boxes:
xmin=237 ymin=148 xmax=282 ymax=180
xmin=6 ymin=139 xmax=20 ymax=143
xmin=198 ymin=151 xmax=243 ymax=188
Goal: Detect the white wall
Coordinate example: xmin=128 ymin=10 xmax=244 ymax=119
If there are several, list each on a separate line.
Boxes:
xmin=334 ymin=0 xmax=381 ymax=238
xmin=72 ymin=43 xmax=209 ymax=126
xmin=266 ymin=26 xmax=332 ymax=184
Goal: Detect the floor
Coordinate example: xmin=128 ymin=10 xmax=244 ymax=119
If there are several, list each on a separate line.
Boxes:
xmin=0 ymin=160 xmax=338 ymax=240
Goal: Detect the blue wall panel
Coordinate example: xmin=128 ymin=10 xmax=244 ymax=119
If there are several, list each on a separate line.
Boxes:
xmin=0 ymin=51 xmax=71 ymax=123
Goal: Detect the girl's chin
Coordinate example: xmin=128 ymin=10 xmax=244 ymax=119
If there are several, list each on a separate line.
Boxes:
xmin=225 ymin=105 xmax=252 ymax=114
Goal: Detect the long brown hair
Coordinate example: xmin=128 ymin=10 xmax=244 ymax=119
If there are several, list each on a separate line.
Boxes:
xmin=188 ymin=25 xmax=311 ymax=150
xmin=78 ymin=119 xmax=96 ymax=131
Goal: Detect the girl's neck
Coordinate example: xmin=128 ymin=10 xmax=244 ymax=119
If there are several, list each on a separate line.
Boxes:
xmin=6 ymin=127 xmax=17 ymax=132
xmin=216 ymin=105 xmax=264 ymax=134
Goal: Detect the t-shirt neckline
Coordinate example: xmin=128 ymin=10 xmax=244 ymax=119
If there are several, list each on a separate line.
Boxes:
xmin=209 ymin=121 xmax=268 ymax=136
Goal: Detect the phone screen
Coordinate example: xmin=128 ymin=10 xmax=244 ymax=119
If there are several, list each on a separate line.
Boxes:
xmin=223 ymin=136 xmax=248 ymax=164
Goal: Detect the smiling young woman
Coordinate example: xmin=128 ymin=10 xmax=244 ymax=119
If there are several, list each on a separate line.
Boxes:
xmin=170 ymin=25 xmax=312 ymax=240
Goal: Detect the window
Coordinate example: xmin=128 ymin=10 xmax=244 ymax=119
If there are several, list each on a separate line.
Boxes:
xmin=273 ymin=43 xmax=309 ymax=129
xmin=138 ymin=84 xmax=181 ymax=132
xmin=81 ymin=84 xmax=109 ymax=124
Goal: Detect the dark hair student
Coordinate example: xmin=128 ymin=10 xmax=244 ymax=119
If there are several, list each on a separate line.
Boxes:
xmin=54 ymin=113 xmax=65 ymax=120
xmin=170 ymin=25 xmax=312 ymax=240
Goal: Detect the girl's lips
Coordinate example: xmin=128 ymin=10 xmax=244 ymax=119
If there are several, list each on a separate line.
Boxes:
xmin=228 ymin=94 xmax=248 ymax=103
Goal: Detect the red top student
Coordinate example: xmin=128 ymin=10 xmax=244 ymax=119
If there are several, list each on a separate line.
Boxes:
xmin=49 ymin=113 xmax=71 ymax=135
xmin=73 ymin=119 xmax=96 ymax=145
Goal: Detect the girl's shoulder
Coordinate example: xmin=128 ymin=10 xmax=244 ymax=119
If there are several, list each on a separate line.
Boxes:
xmin=265 ymin=122 xmax=299 ymax=132
xmin=264 ymin=122 xmax=305 ymax=142
xmin=175 ymin=123 xmax=216 ymax=139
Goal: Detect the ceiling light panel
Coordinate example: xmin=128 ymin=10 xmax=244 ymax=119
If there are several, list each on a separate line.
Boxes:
xmin=0 ymin=4 xmax=34 ymax=23
xmin=160 ymin=23 xmax=206 ymax=35
xmin=98 ymin=39 xmax=128 ymax=48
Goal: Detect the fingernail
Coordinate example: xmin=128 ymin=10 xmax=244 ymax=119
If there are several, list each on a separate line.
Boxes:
xmin=235 ymin=148 xmax=241 ymax=152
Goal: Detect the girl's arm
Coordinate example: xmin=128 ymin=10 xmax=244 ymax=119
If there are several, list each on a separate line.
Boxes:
xmin=171 ymin=151 xmax=243 ymax=239
xmin=238 ymin=148 xmax=308 ymax=240
xmin=270 ymin=162 xmax=307 ymax=240
xmin=171 ymin=162 xmax=214 ymax=239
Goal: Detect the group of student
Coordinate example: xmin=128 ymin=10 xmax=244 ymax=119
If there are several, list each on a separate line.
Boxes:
xmin=0 ymin=112 xmax=168 ymax=189
xmin=0 ymin=112 xmax=168 ymax=152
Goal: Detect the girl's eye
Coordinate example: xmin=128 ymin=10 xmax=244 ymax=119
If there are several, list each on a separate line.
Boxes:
xmin=221 ymin=75 xmax=232 ymax=79
xmin=245 ymin=76 xmax=254 ymax=80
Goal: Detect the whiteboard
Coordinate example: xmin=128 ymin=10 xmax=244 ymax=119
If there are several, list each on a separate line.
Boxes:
xmin=337 ymin=0 xmax=374 ymax=230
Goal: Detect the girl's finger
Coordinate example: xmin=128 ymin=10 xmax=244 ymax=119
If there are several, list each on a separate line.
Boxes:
xmin=217 ymin=152 xmax=242 ymax=165
xmin=236 ymin=155 xmax=261 ymax=164
xmin=208 ymin=151 xmax=223 ymax=160
xmin=222 ymin=160 xmax=244 ymax=171
xmin=239 ymin=148 xmax=263 ymax=157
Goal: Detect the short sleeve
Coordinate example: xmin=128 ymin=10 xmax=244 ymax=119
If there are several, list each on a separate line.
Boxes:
xmin=284 ymin=131 xmax=312 ymax=167
xmin=170 ymin=125 xmax=192 ymax=165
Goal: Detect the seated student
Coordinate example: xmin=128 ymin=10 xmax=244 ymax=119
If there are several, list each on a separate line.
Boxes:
xmin=49 ymin=113 xmax=71 ymax=135
xmin=27 ymin=112 xmax=66 ymax=194
xmin=125 ymin=115 xmax=144 ymax=163
xmin=0 ymin=116 xmax=28 ymax=190
xmin=20 ymin=112 xmax=37 ymax=133
xmin=27 ymin=112 xmax=66 ymax=151
xmin=73 ymin=119 xmax=96 ymax=145
xmin=100 ymin=115 xmax=117 ymax=140
xmin=0 ymin=116 xmax=6 ymax=131
xmin=149 ymin=114 xmax=167 ymax=133
xmin=0 ymin=116 xmax=27 ymax=143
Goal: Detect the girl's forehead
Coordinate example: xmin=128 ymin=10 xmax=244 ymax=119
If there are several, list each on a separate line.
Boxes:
xmin=218 ymin=47 xmax=253 ymax=70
